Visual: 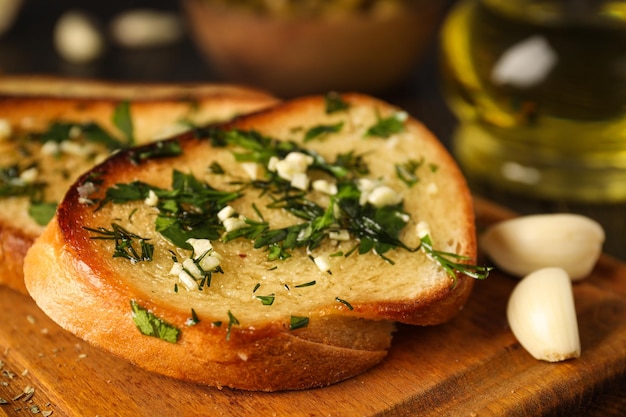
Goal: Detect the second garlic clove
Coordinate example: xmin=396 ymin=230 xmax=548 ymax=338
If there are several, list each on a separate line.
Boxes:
xmin=507 ymin=267 xmax=581 ymax=362
xmin=480 ymin=213 xmax=604 ymax=280
xmin=110 ymin=9 xmax=183 ymax=49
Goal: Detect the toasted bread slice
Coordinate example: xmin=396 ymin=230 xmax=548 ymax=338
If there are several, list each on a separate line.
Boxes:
xmin=0 ymin=76 xmax=278 ymax=293
xmin=24 ymin=93 xmax=477 ymax=391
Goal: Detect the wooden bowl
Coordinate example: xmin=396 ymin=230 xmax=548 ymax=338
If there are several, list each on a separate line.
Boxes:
xmin=181 ymin=0 xmax=444 ymax=97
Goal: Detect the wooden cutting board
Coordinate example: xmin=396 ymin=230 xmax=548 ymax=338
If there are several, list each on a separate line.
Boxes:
xmin=1 ymin=197 xmax=625 ymax=417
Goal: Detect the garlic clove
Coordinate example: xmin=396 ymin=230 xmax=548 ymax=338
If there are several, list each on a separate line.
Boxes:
xmin=507 ymin=267 xmax=581 ymax=362
xmin=110 ymin=9 xmax=183 ymax=49
xmin=480 ymin=213 xmax=604 ymax=280
xmin=54 ymin=11 xmax=105 ymax=64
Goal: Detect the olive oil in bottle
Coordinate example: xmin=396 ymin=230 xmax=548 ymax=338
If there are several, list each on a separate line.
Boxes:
xmin=440 ymin=0 xmax=626 ymax=201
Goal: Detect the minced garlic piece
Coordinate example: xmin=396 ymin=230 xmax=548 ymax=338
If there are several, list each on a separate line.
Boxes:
xmin=367 ymin=185 xmax=401 ymax=208
xmin=223 ymin=216 xmax=247 ymax=232
xmin=217 ymin=205 xmax=236 ymax=222
xmin=41 ymin=141 xmax=61 ymax=156
xmin=241 ymin=162 xmax=260 ymax=180
xmin=312 ymin=179 xmax=337 ymax=195
xmin=144 ymin=189 xmax=159 ymax=206
xmin=272 ymin=152 xmax=314 ymax=183
xmin=182 ymin=258 xmax=203 ymax=279
xmin=313 ymin=255 xmax=331 ymax=273
xmin=59 ymin=140 xmax=95 ymax=156
xmin=19 ymin=167 xmax=39 ymax=183
xmin=416 ymin=221 xmax=430 ymax=239
xmin=290 ymin=172 xmax=309 ymax=191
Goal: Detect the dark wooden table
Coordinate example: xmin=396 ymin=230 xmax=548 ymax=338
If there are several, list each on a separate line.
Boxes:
xmin=0 ymin=1 xmax=624 ymax=415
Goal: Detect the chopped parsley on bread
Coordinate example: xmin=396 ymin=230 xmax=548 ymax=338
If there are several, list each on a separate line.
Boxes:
xmin=0 ymin=76 xmax=278 ymax=293
xmin=24 ymin=92 xmax=487 ymax=391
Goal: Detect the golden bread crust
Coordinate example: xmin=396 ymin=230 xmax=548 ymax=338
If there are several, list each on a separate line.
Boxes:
xmin=25 ymin=220 xmax=392 ymax=391
xmin=25 ymin=93 xmax=477 ymax=390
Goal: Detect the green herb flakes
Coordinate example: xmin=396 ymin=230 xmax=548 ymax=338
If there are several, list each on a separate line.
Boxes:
xmin=0 ymin=164 xmax=45 ymax=199
xmin=130 ymin=300 xmax=180 ymax=343
xmin=395 ymin=158 xmax=424 ymax=188
xmin=419 ymin=234 xmax=492 ymax=284
xmin=335 ymin=297 xmax=354 ymax=310
xmin=28 ymin=201 xmax=57 ymax=226
xmin=226 ymin=310 xmax=240 ymax=341
xmin=365 ymin=111 xmax=407 ymax=138
xmin=99 ymin=170 xmax=240 ymax=250
xmin=324 ymin=92 xmax=350 ymax=114
xmin=255 ymin=294 xmax=276 ymax=306
xmin=128 ymin=139 xmax=183 ymax=164
xmin=209 ymin=161 xmax=225 ymax=174
xmin=336 ymin=181 xmax=411 ymax=260
xmin=304 ymin=122 xmax=344 ymax=142
xmin=78 ymin=122 xmax=127 ymax=150
xmin=289 ymin=316 xmax=309 ymax=330
xmin=113 ymin=101 xmax=135 ymax=146
xmin=38 ymin=103 xmax=135 ymax=151
xmin=186 ymin=308 xmax=201 ymax=326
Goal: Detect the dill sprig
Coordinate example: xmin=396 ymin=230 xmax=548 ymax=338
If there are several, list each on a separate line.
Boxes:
xmin=85 ymin=223 xmax=154 ymax=264
xmin=98 ymin=170 xmax=241 ymax=249
xmin=419 ymin=234 xmax=492 ymax=284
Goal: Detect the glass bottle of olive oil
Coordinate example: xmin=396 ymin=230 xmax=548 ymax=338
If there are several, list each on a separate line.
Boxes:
xmin=440 ymin=0 xmax=626 ymax=202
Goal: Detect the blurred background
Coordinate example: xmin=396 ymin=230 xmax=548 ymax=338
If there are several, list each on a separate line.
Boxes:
xmin=0 ymin=0 xmax=222 ymax=81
